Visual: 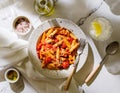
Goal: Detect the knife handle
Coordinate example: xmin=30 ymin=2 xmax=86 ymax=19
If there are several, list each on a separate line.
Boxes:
xmin=85 ymin=63 xmax=103 ymax=86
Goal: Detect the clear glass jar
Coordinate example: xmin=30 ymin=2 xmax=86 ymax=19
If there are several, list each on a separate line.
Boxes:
xmin=89 ymin=17 xmax=113 ymax=41
xmin=34 ymin=0 xmax=57 ymax=16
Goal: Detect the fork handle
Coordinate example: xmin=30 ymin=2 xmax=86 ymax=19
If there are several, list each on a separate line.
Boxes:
xmin=64 ymin=54 xmax=80 ymax=90
xmin=64 ymin=66 xmax=76 ymax=90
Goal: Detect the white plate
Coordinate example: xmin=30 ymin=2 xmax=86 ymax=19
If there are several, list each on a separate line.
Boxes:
xmin=28 ymin=18 xmax=88 ymax=78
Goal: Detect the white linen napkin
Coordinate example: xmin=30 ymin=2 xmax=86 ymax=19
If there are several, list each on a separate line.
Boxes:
xmin=0 ymin=26 xmax=28 ymax=68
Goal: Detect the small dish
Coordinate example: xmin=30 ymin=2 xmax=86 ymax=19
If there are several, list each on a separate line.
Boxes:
xmin=13 ymin=16 xmax=32 ymax=35
xmin=4 ymin=68 xmax=20 ymax=83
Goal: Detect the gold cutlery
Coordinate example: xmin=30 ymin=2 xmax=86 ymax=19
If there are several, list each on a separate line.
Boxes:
xmin=64 ymin=38 xmax=86 ymax=90
xmin=85 ymin=41 xmax=119 ymax=86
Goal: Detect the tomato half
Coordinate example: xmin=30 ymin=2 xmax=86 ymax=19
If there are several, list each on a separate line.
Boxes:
xmin=62 ymin=61 xmax=70 ymax=69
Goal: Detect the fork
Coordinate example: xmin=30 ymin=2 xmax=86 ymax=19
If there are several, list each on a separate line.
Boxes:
xmin=64 ymin=38 xmax=86 ymax=90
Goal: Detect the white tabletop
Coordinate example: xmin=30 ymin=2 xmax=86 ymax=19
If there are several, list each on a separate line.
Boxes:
xmin=0 ymin=0 xmax=120 ymax=93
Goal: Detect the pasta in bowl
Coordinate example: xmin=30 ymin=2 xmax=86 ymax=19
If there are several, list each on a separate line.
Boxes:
xmin=28 ymin=18 xmax=88 ymax=78
xmin=36 ymin=27 xmax=80 ymax=70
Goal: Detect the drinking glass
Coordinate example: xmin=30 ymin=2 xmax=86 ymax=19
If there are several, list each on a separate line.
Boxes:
xmin=89 ymin=17 xmax=113 ymax=41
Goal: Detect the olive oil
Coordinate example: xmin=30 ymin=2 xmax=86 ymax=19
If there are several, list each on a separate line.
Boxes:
xmin=34 ymin=0 xmax=55 ymax=16
xmin=7 ymin=70 xmax=18 ymax=81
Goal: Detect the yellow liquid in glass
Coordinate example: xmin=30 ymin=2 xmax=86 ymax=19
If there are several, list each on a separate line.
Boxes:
xmin=34 ymin=0 xmax=55 ymax=16
xmin=92 ymin=21 xmax=102 ymax=37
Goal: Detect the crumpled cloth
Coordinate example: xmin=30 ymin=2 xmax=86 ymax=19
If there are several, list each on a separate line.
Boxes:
xmin=105 ymin=0 xmax=120 ymax=15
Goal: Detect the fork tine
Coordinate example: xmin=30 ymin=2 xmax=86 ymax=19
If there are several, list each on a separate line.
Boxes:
xmin=80 ymin=38 xmax=86 ymax=45
xmin=79 ymin=38 xmax=86 ymax=51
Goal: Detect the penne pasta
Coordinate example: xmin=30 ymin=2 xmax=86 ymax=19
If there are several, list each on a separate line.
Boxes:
xmin=71 ymin=40 xmax=76 ymax=46
xmin=41 ymin=32 xmax=46 ymax=43
xmin=49 ymin=29 xmax=59 ymax=38
xmin=69 ymin=43 xmax=79 ymax=53
xmin=63 ymin=39 xmax=71 ymax=48
xmin=36 ymin=27 xmax=80 ymax=70
xmin=56 ymin=35 xmax=64 ymax=41
xmin=53 ymin=40 xmax=63 ymax=47
xmin=70 ymin=33 xmax=77 ymax=40
xmin=46 ymin=51 xmax=54 ymax=59
xmin=46 ymin=28 xmax=53 ymax=36
xmin=56 ymin=47 xmax=60 ymax=60
xmin=45 ymin=38 xmax=54 ymax=44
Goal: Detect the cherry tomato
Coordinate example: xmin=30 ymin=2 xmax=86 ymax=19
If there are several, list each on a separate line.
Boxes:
xmin=62 ymin=61 xmax=70 ymax=69
xmin=45 ymin=57 xmax=52 ymax=64
xmin=68 ymin=37 xmax=74 ymax=43
xmin=54 ymin=38 xmax=59 ymax=43
xmin=45 ymin=44 xmax=53 ymax=49
xmin=61 ymin=42 xmax=67 ymax=49
xmin=36 ymin=43 xmax=42 ymax=50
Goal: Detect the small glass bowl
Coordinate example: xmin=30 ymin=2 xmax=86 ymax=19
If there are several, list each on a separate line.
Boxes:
xmin=13 ymin=16 xmax=32 ymax=35
xmin=4 ymin=68 xmax=20 ymax=83
xmin=89 ymin=17 xmax=113 ymax=41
